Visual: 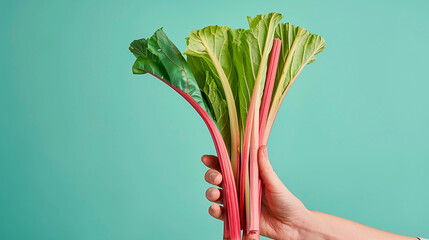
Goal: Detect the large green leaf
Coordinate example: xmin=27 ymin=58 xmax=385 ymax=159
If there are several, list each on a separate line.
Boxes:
xmin=184 ymin=25 xmax=241 ymax=163
xmin=130 ymin=28 xmax=212 ymax=117
xmin=184 ymin=25 xmax=238 ymax=99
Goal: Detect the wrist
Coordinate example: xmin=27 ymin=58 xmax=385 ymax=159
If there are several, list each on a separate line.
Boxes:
xmin=293 ymin=210 xmax=333 ymax=240
xmin=273 ymin=209 xmax=332 ymax=240
xmin=279 ymin=210 xmax=417 ymax=240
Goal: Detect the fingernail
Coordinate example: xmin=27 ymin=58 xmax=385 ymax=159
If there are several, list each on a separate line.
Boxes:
xmin=210 ymin=172 xmax=217 ymax=181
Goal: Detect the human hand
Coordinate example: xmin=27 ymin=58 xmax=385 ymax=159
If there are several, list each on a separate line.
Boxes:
xmin=201 ymin=146 xmax=314 ymax=240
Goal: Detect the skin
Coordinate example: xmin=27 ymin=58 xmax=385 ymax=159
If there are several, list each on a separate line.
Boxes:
xmin=202 ymin=146 xmax=417 ymax=240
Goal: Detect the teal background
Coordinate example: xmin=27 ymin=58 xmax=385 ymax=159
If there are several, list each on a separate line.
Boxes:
xmin=1 ymin=0 xmax=428 ymax=239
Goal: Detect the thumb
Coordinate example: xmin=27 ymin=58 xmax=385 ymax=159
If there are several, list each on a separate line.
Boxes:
xmin=258 ymin=146 xmax=286 ymax=193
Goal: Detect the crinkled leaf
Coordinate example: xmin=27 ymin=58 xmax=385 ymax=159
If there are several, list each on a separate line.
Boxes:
xmin=202 ymin=72 xmax=231 ymax=154
xmin=130 ymin=39 xmax=169 ymax=78
xmin=187 ymin=55 xmax=224 ymax=98
xmin=130 ymin=38 xmax=153 ymax=59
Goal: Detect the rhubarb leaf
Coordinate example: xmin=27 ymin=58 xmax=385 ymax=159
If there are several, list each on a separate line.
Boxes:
xmin=184 ymin=25 xmax=238 ymax=101
xmin=130 ymin=39 xmax=169 ymax=78
xmin=148 ymin=29 xmax=204 ymax=104
xmin=202 ymin=72 xmax=231 ymax=154
xmin=184 ymin=25 xmax=241 ymax=170
xmin=187 ymin=53 xmax=231 ymax=153
xmin=264 ymin=23 xmax=325 ymax=142
xmin=230 ymin=28 xmax=255 ymax=137
xmin=130 ymin=28 xmax=212 ymax=117
xmin=187 ymin=55 xmax=224 ymax=98
xmin=273 ymin=23 xmax=326 ymax=96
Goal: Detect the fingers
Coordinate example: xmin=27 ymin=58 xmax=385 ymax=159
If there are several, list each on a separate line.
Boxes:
xmin=201 ymin=155 xmax=221 ymax=172
xmin=204 ymin=168 xmax=222 ymax=186
xmin=202 ymin=155 xmax=224 ymax=221
xmin=258 ymin=146 xmax=287 ymax=194
xmin=206 ymin=187 xmax=223 ymax=204
xmin=208 ymin=203 xmax=224 ymax=221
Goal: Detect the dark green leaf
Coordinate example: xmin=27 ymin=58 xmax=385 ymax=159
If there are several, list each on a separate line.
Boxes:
xmin=129 ymin=28 xmax=212 ymax=117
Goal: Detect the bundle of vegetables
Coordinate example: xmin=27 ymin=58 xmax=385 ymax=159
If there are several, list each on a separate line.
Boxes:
xmin=129 ymin=12 xmax=325 ymax=240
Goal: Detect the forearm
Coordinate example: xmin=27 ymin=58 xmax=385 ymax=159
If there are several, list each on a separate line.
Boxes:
xmin=295 ymin=211 xmax=416 ymax=240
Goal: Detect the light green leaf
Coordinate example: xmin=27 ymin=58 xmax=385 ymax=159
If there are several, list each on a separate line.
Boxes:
xmin=184 ymin=25 xmax=238 ymax=100
xmin=273 ymin=23 xmax=326 ymax=97
xmin=184 ymin=25 xmax=241 ymax=163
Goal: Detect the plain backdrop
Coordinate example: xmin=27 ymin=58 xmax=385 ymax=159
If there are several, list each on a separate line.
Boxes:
xmin=1 ymin=0 xmax=428 ymax=239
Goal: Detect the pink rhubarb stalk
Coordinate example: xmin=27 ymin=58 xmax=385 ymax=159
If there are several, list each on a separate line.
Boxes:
xmin=240 ymin=39 xmax=282 ymax=240
xmin=250 ymin=39 xmax=282 ymax=239
xmin=142 ymin=70 xmax=241 ymax=240
xmin=262 ymin=28 xmax=304 ymax=145
xmin=257 ymin=39 xmax=282 ymax=226
xmin=259 ymin=39 xmax=282 ymax=143
xmin=258 ymin=39 xmax=282 ymax=237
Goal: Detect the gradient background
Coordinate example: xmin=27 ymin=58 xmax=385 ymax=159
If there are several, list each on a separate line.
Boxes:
xmin=1 ymin=0 xmax=428 ymax=239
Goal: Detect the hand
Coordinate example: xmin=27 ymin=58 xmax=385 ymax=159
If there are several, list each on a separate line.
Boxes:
xmin=202 ymin=146 xmax=418 ymax=240
xmin=201 ymin=146 xmax=314 ymax=240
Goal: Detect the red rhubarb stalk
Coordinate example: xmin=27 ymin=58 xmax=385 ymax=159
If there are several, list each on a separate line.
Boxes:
xmin=142 ymin=70 xmax=241 ymax=240
xmin=262 ymin=28 xmax=304 ymax=145
xmin=257 ymin=39 xmax=282 ymax=229
xmin=259 ymin=39 xmax=282 ymax=143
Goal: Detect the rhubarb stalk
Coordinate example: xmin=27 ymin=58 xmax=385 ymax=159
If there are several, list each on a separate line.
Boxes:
xmin=257 ymin=39 xmax=282 ymax=228
xmin=139 ymin=70 xmax=242 ymax=240
xmin=259 ymin=39 xmax=282 ymax=143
